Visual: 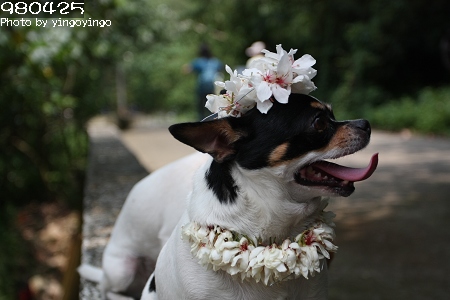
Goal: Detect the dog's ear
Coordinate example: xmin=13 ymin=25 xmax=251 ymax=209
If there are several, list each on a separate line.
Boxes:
xmin=169 ymin=119 xmax=244 ymax=163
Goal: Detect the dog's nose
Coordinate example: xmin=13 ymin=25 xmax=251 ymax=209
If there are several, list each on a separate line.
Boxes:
xmin=354 ymin=119 xmax=371 ymax=134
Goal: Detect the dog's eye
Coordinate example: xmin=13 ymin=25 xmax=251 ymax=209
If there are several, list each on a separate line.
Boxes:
xmin=313 ymin=116 xmax=328 ymax=132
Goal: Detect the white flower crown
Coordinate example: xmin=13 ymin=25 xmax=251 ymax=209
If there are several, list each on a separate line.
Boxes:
xmin=204 ymin=44 xmax=317 ymax=119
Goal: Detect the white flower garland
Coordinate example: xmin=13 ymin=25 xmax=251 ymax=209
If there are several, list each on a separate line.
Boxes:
xmin=181 ymin=210 xmax=338 ymax=286
xmin=204 ymin=44 xmax=317 ymax=119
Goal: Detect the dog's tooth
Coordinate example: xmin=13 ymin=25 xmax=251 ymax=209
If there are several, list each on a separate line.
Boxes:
xmin=342 ymin=180 xmax=349 ymax=185
xmin=323 ymin=175 xmax=328 ymax=180
xmin=298 ymin=169 xmax=306 ymax=179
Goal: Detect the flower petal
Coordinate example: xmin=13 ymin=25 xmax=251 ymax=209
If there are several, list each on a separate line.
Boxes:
xmin=272 ymin=85 xmax=290 ymax=104
xmin=256 ymin=81 xmax=272 ymax=102
xmin=205 ymin=94 xmax=228 ymax=113
xmin=293 ymin=54 xmax=316 ymax=70
xmin=277 ymin=53 xmax=291 ymax=77
xmin=256 ymin=99 xmax=273 ymax=114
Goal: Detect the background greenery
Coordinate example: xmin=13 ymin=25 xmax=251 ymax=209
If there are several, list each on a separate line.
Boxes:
xmin=1 ymin=0 xmax=449 ymax=298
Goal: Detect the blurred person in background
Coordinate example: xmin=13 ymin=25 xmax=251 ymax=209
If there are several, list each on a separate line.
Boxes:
xmin=184 ymin=44 xmax=223 ymax=120
xmin=245 ymin=41 xmax=266 ymax=68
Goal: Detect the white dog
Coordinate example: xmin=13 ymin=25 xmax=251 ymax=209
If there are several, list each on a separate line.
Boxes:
xmin=80 ymin=95 xmax=378 ymax=299
xmin=138 ymin=95 xmax=378 ymax=300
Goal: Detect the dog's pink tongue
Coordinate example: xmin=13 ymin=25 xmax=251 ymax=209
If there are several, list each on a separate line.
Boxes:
xmin=314 ymin=153 xmax=379 ymax=182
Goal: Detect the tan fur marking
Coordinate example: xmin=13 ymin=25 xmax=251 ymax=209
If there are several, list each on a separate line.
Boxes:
xmin=310 ymin=101 xmax=326 ymax=110
xmin=268 ymin=143 xmax=289 ymax=166
xmin=319 ymin=125 xmax=351 ymax=153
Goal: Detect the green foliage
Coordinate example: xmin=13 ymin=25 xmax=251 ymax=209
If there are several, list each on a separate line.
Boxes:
xmin=1 ymin=26 xmax=88 ymax=206
xmin=370 ymin=87 xmax=450 ymax=135
xmin=128 ymin=42 xmax=197 ymax=113
xmin=1 ymin=0 xmax=191 ymax=205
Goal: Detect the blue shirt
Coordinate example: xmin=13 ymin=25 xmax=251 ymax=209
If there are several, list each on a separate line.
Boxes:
xmin=191 ymin=57 xmax=222 ymax=93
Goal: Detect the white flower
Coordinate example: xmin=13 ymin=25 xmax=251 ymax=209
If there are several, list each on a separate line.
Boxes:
xmin=260 ymin=45 xmax=317 ymax=80
xmin=263 ymin=246 xmax=285 ymax=270
xmin=246 ymin=44 xmax=317 ymax=105
xmin=205 ymin=94 xmax=233 ymax=119
xmin=205 ymin=65 xmax=258 ymax=118
xmin=196 ymin=246 xmax=211 ymax=265
xmin=284 ymin=247 xmax=298 ymax=270
xmin=223 ymin=248 xmax=241 ymax=264
xmin=204 ymin=44 xmax=317 ymax=118
xmin=214 ymin=230 xmax=234 ymax=250
xmin=245 ymin=51 xmax=294 ymax=104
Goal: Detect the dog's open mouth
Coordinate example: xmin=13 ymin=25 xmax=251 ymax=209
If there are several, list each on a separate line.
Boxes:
xmin=295 ymin=153 xmax=378 ymax=197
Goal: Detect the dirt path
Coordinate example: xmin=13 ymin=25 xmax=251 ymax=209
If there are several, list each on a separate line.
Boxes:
xmin=119 ymin=117 xmax=450 ymax=300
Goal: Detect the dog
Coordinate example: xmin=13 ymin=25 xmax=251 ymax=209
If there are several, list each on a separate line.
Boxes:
xmin=137 ymin=93 xmax=378 ymax=300
xmin=79 ymin=94 xmax=376 ymax=299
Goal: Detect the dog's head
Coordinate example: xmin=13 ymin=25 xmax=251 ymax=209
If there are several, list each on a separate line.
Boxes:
xmin=170 ymin=94 xmax=377 ymax=203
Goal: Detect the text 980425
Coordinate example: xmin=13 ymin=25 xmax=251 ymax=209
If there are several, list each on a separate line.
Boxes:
xmin=0 ymin=1 xmax=84 ymax=18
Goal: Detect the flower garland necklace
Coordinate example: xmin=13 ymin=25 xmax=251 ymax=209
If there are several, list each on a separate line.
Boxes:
xmin=181 ymin=209 xmax=338 ymax=286
xmin=204 ymin=44 xmax=317 ymax=120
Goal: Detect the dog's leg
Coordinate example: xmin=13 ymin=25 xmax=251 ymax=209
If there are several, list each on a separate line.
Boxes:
xmin=102 ymin=253 xmax=154 ymax=299
xmin=140 ymin=273 xmax=158 ymax=300
xmin=78 ymin=264 xmax=103 ymax=283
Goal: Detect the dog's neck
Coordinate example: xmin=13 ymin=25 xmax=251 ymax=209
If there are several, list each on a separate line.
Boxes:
xmin=187 ymin=158 xmax=324 ymax=243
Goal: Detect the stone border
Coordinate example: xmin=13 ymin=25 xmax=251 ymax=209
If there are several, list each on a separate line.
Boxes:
xmin=79 ymin=122 xmax=148 ymax=298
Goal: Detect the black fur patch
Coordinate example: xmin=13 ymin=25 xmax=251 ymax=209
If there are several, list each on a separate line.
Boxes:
xmin=230 ymin=94 xmax=337 ymax=170
xmin=149 ymin=275 xmax=156 ymax=293
xmin=205 ymin=160 xmax=239 ymax=204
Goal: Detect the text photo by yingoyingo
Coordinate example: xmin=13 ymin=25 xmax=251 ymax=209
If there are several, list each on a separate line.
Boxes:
xmin=0 ymin=17 xmax=112 ymax=28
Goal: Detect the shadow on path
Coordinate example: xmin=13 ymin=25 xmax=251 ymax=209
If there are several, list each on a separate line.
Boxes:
xmin=327 ymin=132 xmax=450 ymax=300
